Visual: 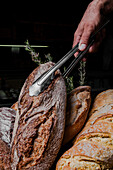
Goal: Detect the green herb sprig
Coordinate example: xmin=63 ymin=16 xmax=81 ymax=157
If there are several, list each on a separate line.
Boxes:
xmin=25 ymin=40 xmax=74 ymax=93
xmin=78 ymin=60 xmax=86 ymax=86
xmin=25 ymin=40 xmax=53 ymax=65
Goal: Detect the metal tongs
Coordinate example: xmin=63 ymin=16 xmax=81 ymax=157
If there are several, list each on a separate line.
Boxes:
xmin=29 ymin=20 xmax=110 ymax=97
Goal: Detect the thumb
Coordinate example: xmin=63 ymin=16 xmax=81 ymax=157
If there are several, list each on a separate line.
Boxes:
xmin=79 ymin=25 xmax=94 ymax=51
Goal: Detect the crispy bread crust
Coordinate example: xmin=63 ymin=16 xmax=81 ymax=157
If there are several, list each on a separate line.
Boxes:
xmin=56 ymin=89 xmax=113 ymax=169
xmin=11 ymin=62 xmax=66 ymax=170
xmin=63 ymin=86 xmax=91 ymax=145
xmin=0 ymin=139 xmax=11 ymax=169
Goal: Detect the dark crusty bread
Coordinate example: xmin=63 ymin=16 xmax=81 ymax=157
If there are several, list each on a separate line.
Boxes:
xmin=11 ymin=62 xmax=67 ymax=170
xmin=0 ymin=107 xmax=16 ymax=146
xmin=63 ymin=86 xmax=91 ymax=145
xmin=0 ymin=107 xmax=16 ymax=169
xmin=12 ymin=86 xmax=91 ymax=147
xmin=0 ymin=139 xmax=11 ymax=169
xmin=56 ymin=89 xmax=113 ymax=169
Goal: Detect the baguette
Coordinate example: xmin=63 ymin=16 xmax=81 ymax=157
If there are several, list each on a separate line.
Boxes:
xmin=63 ymin=86 xmax=91 ymax=145
xmin=11 ymin=62 xmax=67 ymax=170
xmin=56 ymin=89 xmax=113 ymax=169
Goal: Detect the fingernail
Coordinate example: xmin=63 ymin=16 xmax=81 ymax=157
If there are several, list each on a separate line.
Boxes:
xmin=79 ymin=44 xmax=86 ymax=51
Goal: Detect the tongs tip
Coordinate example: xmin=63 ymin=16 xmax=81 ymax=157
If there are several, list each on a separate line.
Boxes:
xmin=29 ymin=83 xmax=41 ymax=97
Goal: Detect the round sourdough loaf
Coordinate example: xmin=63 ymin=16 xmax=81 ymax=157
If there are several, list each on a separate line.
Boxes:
xmin=11 ymin=62 xmax=67 ymax=170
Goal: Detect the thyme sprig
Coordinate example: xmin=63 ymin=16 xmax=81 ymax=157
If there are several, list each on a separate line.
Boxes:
xmin=25 ymin=40 xmax=41 ymax=65
xmin=25 ymin=40 xmax=74 ymax=93
xmin=78 ymin=60 xmax=86 ymax=86
xmin=25 ymin=40 xmax=53 ymax=65
xmin=64 ymin=67 xmax=74 ymax=93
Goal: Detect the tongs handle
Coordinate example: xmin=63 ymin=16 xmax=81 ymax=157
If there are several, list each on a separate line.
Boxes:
xmin=63 ymin=19 xmax=110 ymax=78
xmin=63 ymin=39 xmax=94 ymax=78
xmin=34 ymin=19 xmax=110 ymax=86
xmin=29 ymin=19 xmax=110 ymax=96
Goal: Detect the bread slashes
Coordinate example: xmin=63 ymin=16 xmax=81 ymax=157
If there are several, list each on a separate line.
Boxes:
xmin=11 ymin=62 xmax=67 ymax=170
xmin=0 ymin=107 xmax=16 ymax=169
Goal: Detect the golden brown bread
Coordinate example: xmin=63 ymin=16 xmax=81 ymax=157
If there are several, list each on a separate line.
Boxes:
xmin=56 ymin=89 xmax=113 ymax=169
xmin=11 ymin=62 xmax=67 ymax=170
xmin=63 ymin=86 xmax=91 ymax=145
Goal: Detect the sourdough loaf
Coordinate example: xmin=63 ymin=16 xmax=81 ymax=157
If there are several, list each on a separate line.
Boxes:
xmin=12 ymin=86 xmax=91 ymax=146
xmin=63 ymin=86 xmax=91 ymax=145
xmin=11 ymin=62 xmax=67 ymax=170
xmin=0 ymin=107 xmax=16 ymax=169
xmin=0 ymin=107 xmax=16 ymax=146
xmin=56 ymin=89 xmax=113 ymax=169
xmin=0 ymin=139 xmax=11 ymax=169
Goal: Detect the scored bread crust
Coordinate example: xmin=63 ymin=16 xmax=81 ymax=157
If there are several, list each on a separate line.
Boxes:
xmin=12 ymin=86 xmax=91 ymax=146
xmin=11 ymin=62 xmax=67 ymax=170
xmin=63 ymin=86 xmax=91 ymax=145
xmin=56 ymin=89 xmax=113 ymax=169
xmin=0 ymin=139 xmax=11 ymax=169
xmin=0 ymin=107 xmax=16 ymax=169
xmin=0 ymin=107 xmax=16 ymax=146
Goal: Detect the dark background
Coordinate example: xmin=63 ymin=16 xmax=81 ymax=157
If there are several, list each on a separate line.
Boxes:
xmin=0 ymin=1 xmax=113 ymax=106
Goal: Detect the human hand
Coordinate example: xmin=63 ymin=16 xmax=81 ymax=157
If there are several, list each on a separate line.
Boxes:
xmin=73 ymin=1 xmax=106 ymax=57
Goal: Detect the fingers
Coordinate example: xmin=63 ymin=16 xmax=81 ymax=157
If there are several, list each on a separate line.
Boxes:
xmin=79 ymin=24 xmax=94 ymax=51
xmin=73 ymin=24 xmax=83 ymax=57
xmin=73 ymin=24 xmax=94 ymax=57
xmin=73 ymin=29 xmax=82 ymax=48
xmin=73 ymin=23 xmax=94 ymax=57
xmin=73 ymin=25 xmax=106 ymax=57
